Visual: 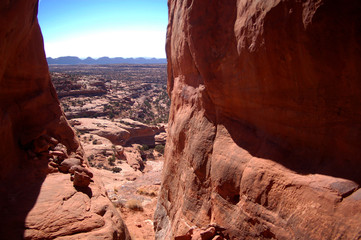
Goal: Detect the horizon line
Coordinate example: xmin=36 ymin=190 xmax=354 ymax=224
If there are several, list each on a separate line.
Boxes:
xmin=47 ymin=56 xmax=167 ymax=60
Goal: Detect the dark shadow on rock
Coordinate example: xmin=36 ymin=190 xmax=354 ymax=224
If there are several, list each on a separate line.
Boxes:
xmin=74 ymin=185 xmax=93 ymax=198
xmin=219 ymin=114 xmax=361 ymax=185
xmin=204 ymin=0 xmax=361 ymax=186
xmin=125 ymin=136 xmax=156 ymax=148
xmin=0 ymin=156 xmax=48 ymax=240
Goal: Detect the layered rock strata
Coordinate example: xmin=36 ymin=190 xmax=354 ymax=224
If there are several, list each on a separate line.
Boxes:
xmin=0 ymin=1 xmax=129 ymax=239
xmin=155 ymin=0 xmax=361 ymax=239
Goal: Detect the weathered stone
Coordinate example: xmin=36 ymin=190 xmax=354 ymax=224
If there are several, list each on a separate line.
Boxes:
xmin=73 ymin=171 xmax=91 ymax=187
xmin=69 ymin=165 xmax=94 ymax=178
xmin=72 ymin=117 xmax=166 ymax=146
xmin=124 ymin=147 xmax=145 ymax=171
xmin=71 ymin=118 xmax=131 ymax=145
xmin=154 ymin=0 xmax=361 ymax=239
xmin=199 ymin=227 xmax=216 ymax=240
xmin=53 ymin=143 xmax=68 ymax=158
xmin=59 ymin=157 xmax=81 ymax=173
xmin=23 ymin=173 xmax=130 ymax=239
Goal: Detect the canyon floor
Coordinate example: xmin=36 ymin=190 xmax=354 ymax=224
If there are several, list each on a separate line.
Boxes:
xmin=50 ymin=64 xmax=168 ymax=239
xmin=50 ymin=64 xmax=169 ymax=124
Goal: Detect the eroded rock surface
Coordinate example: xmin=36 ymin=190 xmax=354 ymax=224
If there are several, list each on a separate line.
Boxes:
xmin=155 ymin=0 xmax=361 ymax=239
xmin=0 ymin=1 xmax=130 ymax=239
xmin=71 ymin=118 xmax=165 ymax=146
xmin=24 ymin=173 xmax=129 ymax=240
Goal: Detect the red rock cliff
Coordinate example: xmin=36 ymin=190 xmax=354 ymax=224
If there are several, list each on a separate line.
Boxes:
xmin=155 ymin=0 xmax=361 ymax=239
xmin=0 ymin=1 xmax=130 ymax=239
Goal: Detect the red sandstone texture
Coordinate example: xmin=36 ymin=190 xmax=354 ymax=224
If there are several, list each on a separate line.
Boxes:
xmin=155 ymin=0 xmax=361 ymax=239
xmin=0 ymin=1 xmax=129 ymax=239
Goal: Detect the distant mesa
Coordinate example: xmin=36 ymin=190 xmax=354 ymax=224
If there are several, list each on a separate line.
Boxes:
xmin=47 ymin=56 xmax=167 ymax=65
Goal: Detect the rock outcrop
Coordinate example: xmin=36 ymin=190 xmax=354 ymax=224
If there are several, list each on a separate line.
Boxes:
xmin=155 ymin=0 xmax=361 ymax=239
xmin=71 ymin=118 xmax=166 ymax=146
xmin=0 ymin=1 xmax=129 ymax=239
xmin=72 ymin=118 xmax=166 ymax=172
xmin=71 ymin=118 xmax=132 ymax=145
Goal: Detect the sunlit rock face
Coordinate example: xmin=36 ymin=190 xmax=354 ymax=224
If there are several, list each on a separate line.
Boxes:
xmin=155 ymin=0 xmax=361 ymax=239
xmin=0 ymin=1 xmax=130 ymax=239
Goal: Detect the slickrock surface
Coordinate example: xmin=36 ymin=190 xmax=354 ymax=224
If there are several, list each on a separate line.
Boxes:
xmin=0 ymin=1 xmax=130 ymax=239
xmin=71 ymin=118 xmax=165 ymax=146
xmin=24 ymin=173 xmax=129 ymax=240
xmin=155 ymin=0 xmax=361 ymax=239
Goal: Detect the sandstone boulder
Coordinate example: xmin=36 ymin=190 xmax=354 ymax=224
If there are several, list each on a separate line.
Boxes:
xmin=73 ymin=171 xmax=92 ymax=188
xmin=69 ymin=165 xmax=94 ymax=178
xmin=58 ymin=157 xmax=81 ymax=173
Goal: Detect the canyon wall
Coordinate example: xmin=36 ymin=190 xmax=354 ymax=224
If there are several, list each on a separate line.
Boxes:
xmin=0 ymin=1 xmax=129 ymax=239
xmin=155 ymin=0 xmax=361 ymax=239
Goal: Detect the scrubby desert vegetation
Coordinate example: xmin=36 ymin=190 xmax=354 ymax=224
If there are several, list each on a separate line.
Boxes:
xmin=50 ymin=64 xmax=169 ymax=124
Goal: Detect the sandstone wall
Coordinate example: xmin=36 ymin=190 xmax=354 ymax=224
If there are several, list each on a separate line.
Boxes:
xmin=155 ymin=0 xmax=361 ymax=239
xmin=0 ymin=0 xmax=81 ymax=179
xmin=0 ymin=1 xmax=129 ymax=239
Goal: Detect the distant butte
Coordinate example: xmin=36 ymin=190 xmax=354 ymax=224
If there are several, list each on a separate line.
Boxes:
xmin=47 ymin=56 xmax=167 ymax=65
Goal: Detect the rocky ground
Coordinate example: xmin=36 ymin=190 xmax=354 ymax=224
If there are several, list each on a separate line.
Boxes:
xmin=92 ymin=159 xmax=163 ymax=240
xmin=50 ymin=64 xmax=169 ymax=124
xmin=49 ymin=64 xmax=168 ymax=239
xmin=70 ymin=118 xmax=165 ymax=239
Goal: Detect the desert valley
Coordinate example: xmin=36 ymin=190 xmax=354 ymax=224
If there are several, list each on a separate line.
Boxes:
xmin=50 ymin=63 xmax=169 ymax=239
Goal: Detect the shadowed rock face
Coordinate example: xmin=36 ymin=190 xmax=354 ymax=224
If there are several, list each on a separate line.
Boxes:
xmin=155 ymin=0 xmax=361 ymax=239
xmin=0 ymin=0 xmax=77 ymax=179
xmin=0 ymin=1 xmax=130 ymax=239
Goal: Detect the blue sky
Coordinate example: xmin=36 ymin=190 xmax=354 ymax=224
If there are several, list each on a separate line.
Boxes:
xmin=38 ymin=0 xmax=168 ymax=58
